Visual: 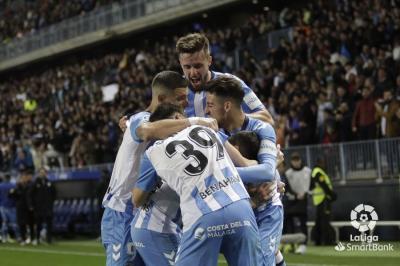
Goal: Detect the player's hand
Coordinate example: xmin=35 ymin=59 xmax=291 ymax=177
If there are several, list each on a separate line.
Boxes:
xmin=119 ymin=116 xmax=128 ymax=132
xmin=193 ymin=117 xmax=219 ymax=131
xmin=255 ymin=182 xmax=277 ymax=203
xmin=277 ymin=181 xmax=285 ymax=194
xmin=276 ymin=144 xmax=284 ymax=166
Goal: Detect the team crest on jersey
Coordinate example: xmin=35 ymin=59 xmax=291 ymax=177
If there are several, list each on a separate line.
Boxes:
xmin=194 ymin=227 xmax=206 ymax=241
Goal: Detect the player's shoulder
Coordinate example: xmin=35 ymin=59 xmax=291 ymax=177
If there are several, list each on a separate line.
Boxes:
xmin=128 ymin=111 xmax=150 ymax=128
xmin=213 ymin=71 xmax=249 ymax=88
xmin=129 ymin=111 xmax=150 ymax=122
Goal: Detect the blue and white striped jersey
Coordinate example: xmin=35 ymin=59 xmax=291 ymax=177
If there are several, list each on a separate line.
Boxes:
xmin=135 ymin=125 xmax=249 ymax=232
xmin=102 ymin=111 xmax=150 ymax=213
xmin=185 ymin=71 xmax=265 ymax=117
xmin=132 ymin=183 xmax=181 ymax=235
xmin=224 ymin=116 xmax=281 ymax=206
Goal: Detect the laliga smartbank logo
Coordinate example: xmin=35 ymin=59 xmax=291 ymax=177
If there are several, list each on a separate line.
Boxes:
xmin=334 ymin=204 xmax=394 ymax=252
xmin=350 ymin=204 xmax=378 ymax=233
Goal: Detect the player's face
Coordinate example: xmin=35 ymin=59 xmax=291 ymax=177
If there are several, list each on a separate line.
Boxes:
xmin=179 ymin=50 xmax=211 ymax=91
xmin=164 ymin=87 xmax=189 ymax=109
xmin=172 ymin=112 xmax=186 ymax=120
xmin=205 ymin=92 xmax=225 ymax=124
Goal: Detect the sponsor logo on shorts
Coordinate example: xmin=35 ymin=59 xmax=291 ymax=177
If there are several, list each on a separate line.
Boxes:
xmin=206 ymin=220 xmax=250 ymax=238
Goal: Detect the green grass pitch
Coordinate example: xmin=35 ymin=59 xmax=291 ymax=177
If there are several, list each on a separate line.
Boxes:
xmin=0 ymin=240 xmax=398 ymax=265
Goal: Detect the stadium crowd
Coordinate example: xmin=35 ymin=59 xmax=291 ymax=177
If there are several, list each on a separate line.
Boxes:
xmin=0 ymin=0 xmax=400 ymax=174
xmin=0 ymin=0 xmax=120 ymax=44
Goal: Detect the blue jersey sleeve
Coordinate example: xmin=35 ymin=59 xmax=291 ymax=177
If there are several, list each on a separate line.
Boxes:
xmin=135 ymin=153 xmax=158 ymax=192
xmin=245 ymin=121 xmax=277 ymax=183
xmin=236 ymin=164 xmax=274 ymax=184
xmin=255 ymin=122 xmax=277 ymax=163
xmin=130 ymin=112 xmax=150 ymax=143
xmin=241 ymin=84 xmax=265 ymax=114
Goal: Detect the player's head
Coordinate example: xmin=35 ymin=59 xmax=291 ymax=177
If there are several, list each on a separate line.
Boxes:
xmin=204 ymin=75 xmax=244 ymax=126
xmin=152 ymin=71 xmax=189 ymax=109
xmin=228 ymin=131 xmax=260 ymax=160
xmin=176 ymin=33 xmax=212 ymax=91
xmin=149 ymin=103 xmax=185 ymax=122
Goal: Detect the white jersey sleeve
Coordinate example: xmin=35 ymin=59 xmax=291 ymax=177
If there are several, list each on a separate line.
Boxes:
xmin=102 ymin=111 xmax=150 ymax=213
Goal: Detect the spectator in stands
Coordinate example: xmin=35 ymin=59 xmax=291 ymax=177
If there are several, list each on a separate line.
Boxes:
xmin=316 ymin=92 xmax=333 ymax=141
xmin=13 ymin=147 xmax=34 ymax=173
xmin=334 ymin=102 xmax=354 ymax=142
xmin=374 ymin=68 xmax=393 ymax=98
xmin=375 ymin=88 xmax=400 ymax=138
xmin=352 ymin=87 xmax=377 ymax=140
xmin=395 ymin=75 xmax=400 ymax=100
xmin=284 ymin=153 xmax=311 ymax=254
xmin=29 ymin=167 xmax=56 ymax=244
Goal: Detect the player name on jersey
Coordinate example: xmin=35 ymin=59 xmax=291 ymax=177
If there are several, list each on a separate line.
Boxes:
xmin=199 ymin=175 xmax=241 ymax=199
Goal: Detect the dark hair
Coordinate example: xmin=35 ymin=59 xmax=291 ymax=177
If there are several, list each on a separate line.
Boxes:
xmin=204 ymin=75 xmax=245 ymax=106
xmin=383 ymin=87 xmax=393 ymax=94
xmin=149 ymin=103 xmax=183 ymax=122
xmin=228 ymin=131 xmax=260 ymax=160
xmin=290 ymin=152 xmax=301 ymax=161
xmin=152 ymin=71 xmax=188 ymax=93
xmin=176 ymin=33 xmax=210 ymax=55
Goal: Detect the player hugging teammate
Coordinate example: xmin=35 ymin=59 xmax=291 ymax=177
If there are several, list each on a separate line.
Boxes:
xmin=101 ymin=33 xmax=286 ymax=266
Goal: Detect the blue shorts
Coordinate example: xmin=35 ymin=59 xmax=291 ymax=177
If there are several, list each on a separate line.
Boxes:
xmin=254 ymin=204 xmax=283 ymax=266
xmin=131 ymin=227 xmax=179 ymax=266
xmin=176 ymin=199 xmax=262 ymax=266
xmin=101 ymin=207 xmax=144 ymax=266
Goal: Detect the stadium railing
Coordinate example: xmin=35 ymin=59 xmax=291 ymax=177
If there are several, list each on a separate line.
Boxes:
xmin=1 ymin=137 xmax=399 ymax=182
xmin=283 ymin=137 xmax=400 ymax=184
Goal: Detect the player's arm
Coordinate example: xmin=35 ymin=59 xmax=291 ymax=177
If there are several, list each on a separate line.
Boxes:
xmin=224 ymin=141 xmax=258 ymax=167
xmin=135 ymin=117 xmax=218 ymax=142
xmin=237 ymin=123 xmax=278 ymax=184
xmin=132 ymin=154 xmax=159 ymax=207
xmin=236 ymin=163 xmax=275 ymax=184
xmin=247 ymin=110 xmax=274 ymax=126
